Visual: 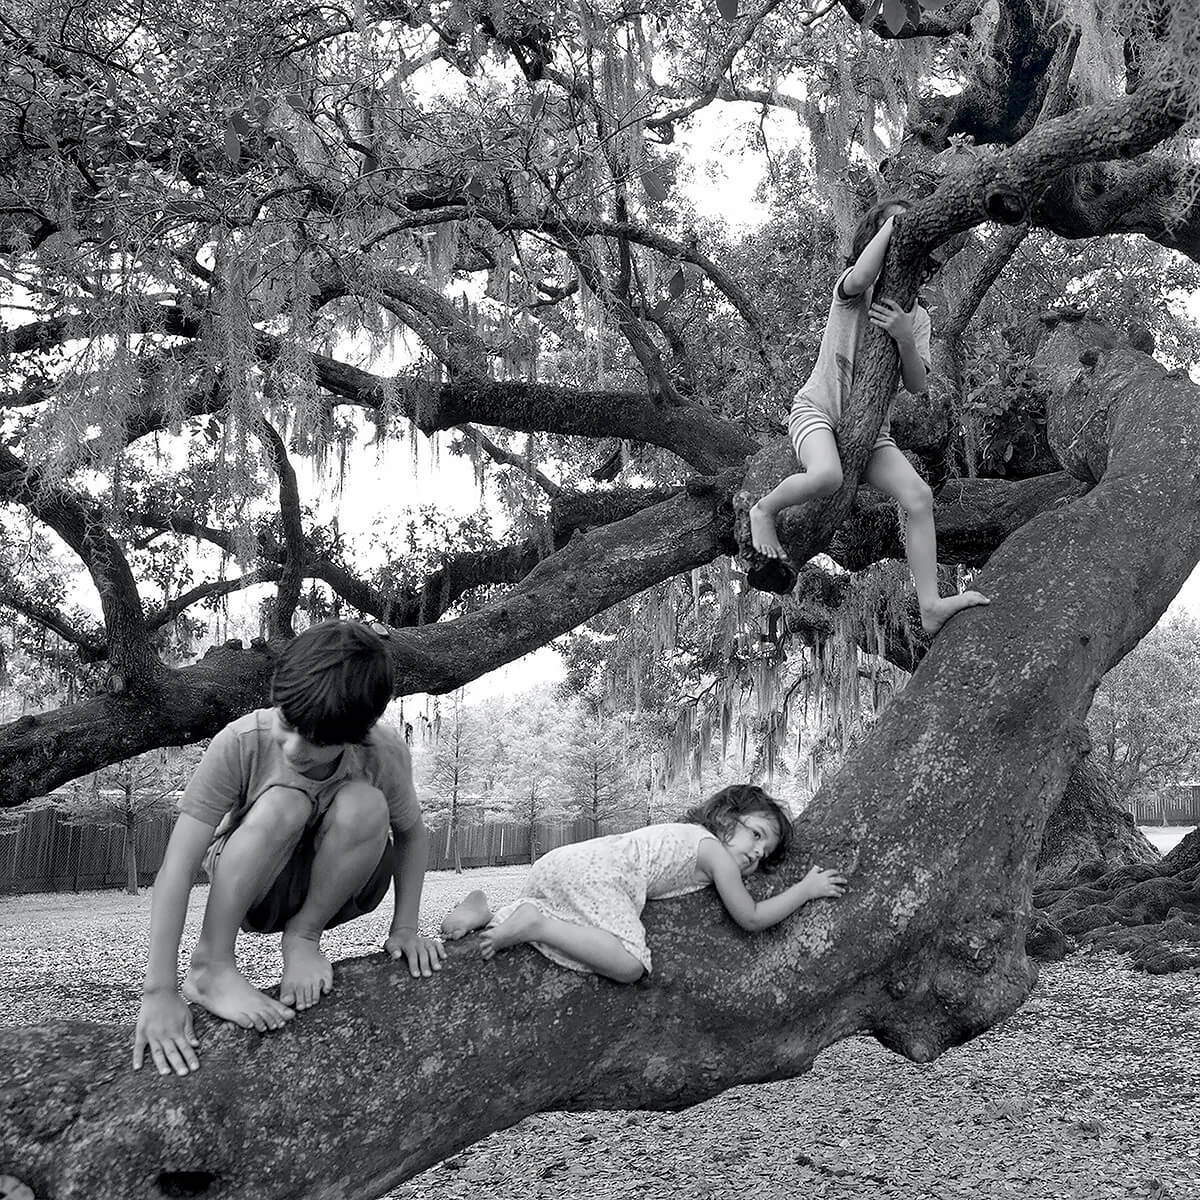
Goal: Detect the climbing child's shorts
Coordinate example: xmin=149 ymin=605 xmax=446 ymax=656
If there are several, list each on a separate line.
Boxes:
xmin=788 ymin=397 xmax=897 ymax=459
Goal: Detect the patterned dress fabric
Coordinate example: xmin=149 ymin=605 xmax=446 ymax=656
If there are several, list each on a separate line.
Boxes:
xmin=490 ymin=822 xmax=716 ymax=974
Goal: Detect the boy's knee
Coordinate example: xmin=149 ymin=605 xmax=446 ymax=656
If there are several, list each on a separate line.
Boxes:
xmin=326 ymin=781 xmax=389 ymax=838
xmin=241 ymin=787 xmax=310 ymax=840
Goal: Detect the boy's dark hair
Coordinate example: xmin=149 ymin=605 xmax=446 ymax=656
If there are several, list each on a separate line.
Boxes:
xmin=684 ymin=784 xmax=793 ymax=871
xmin=846 ymin=196 xmax=910 ymax=267
xmin=271 ymin=620 xmax=393 ymax=746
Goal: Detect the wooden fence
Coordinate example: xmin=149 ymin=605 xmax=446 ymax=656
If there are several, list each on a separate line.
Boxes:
xmin=1129 ymin=784 xmax=1200 ymax=826
xmin=0 ymin=807 xmax=637 ymax=896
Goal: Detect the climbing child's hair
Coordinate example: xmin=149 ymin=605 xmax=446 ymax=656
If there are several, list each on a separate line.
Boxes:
xmin=846 ymin=196 xmax=910 ymax=267
xmin=685 ymin=784 xmax=793 ymax=871
xmin=271 ymin=620 xmax=393 ymax=746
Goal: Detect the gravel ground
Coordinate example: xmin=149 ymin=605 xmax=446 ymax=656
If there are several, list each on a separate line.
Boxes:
xmin=2 ymin=868 xmax=1198 ymax=1200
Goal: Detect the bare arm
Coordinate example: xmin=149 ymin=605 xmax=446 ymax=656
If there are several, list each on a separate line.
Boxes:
xmin=383 ymin=821 xmax=446 ymax=977
xmin=389 ymin=820 xmax=430 ymax=936
xmin=841 ymin=215 xmax=897 ymax=298
xmin=142 ymin=813 xmax=215 ymax=992
xmin=134 ymin=812 xmax=215 ymax=1073
xmin=695 ymin=838 xmax=846 ymax=933
xmin=869 ymin=299 xmax=930 ymax=393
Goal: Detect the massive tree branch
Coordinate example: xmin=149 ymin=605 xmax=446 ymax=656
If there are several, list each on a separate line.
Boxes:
xmin=0 ymin=484 xmax=723 ymax=803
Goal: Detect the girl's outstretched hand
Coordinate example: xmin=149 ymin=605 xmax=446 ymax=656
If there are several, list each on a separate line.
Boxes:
xmin=801 ymin=865 xmax=847 ymax=900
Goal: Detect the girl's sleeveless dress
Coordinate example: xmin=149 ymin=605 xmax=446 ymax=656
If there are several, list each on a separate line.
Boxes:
xmin=489 ymin=822 xmax=716 ymax=974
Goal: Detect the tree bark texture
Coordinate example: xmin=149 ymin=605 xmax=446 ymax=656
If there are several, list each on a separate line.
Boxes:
xmin=2 ymin=314 xmax=1198 ymax=1198
xmin=1034 ymin=753 xmax=1158 ymax=885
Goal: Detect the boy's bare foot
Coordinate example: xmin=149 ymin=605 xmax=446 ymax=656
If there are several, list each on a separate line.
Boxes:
xmin=921 ymin=590 xmax=990 ymax=636
xmin=749 ymin=502 xmax=787 ymax=560
xmin=479 ymin=902 xmax=543 ymax=961
xmin=182 ymin=962 xmax=295 ymax=1031
xmin=280 ymin=931 xmax=333 ymax=1011
xmin=441 ymin=890 xmax=492 ymax=940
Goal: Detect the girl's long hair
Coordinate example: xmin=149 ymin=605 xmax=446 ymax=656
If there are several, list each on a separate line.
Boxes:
xmin=684 ymin=784 xmax=793 ymax=871
xmin=846 ymin=197 xmax=910 ymax=267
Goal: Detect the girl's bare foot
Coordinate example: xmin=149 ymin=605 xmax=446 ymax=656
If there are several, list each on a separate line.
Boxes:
xmin=441 ymin=890 xmax=492 ymax=939
xmin=280 ymin=931 xmax=333 ymax=1011
xmin=479 ymin=902 xmax=543 ymax=961
xmin=921 ymin=590 xmax=990 ymax=636
xmin=183 ymin=961 xmax=295 ymax=1030
xmin=749 ymin=502 xmax=787 ymax=559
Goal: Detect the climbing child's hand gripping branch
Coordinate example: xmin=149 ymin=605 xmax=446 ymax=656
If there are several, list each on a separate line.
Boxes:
xmin=869 ymin=297 xmax=928 ymax=394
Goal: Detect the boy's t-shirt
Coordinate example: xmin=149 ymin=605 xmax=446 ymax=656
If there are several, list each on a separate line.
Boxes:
xmin=794 ymin=267 xmax=932 ymax=423
xmin=179 ymin=708 xmax=422 ymax=835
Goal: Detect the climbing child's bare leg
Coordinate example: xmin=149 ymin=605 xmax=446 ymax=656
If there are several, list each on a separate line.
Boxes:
xmin=441 ymin=890 xmax=493 ymax=939
xmin=749 ymin=429 xmax=843 ymax=559
xmin=865 ymin=445 xmax=990 ymax=635
xmin=480 ymin=902 xmax=644 ymax=982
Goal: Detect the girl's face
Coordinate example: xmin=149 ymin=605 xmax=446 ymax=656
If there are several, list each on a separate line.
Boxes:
xmin=722 ymin=813 xmax=782 ymax=876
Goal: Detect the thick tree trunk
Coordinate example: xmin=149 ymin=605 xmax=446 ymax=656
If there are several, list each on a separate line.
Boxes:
xmin=1 ymin=314 xmax=1198 ymax=1200
xmin=1035 ymin=754 xmax=1158 ymax=885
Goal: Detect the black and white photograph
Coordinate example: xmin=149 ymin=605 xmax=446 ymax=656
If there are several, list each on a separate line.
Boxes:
xmin=1 ymin=0 xmax=1198 ymax=1196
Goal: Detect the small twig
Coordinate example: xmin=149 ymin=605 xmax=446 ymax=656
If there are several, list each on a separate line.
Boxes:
xmin=455 ymin=424 xmax=561 ymax=497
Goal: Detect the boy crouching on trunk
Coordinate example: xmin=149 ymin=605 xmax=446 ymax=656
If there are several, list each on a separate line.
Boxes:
xmin=134 ymin=620 xmax=443 ymax=1076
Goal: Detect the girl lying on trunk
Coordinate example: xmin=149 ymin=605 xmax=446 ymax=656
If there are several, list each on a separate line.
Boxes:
xmin=440 ymin=784 xmax=845 ymax=981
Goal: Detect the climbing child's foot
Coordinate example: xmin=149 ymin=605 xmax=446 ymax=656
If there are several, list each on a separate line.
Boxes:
xmin=921 ymin=590 xmax=990 ymax=636
xmin=749 ymin=502 xmax=787 ymax=560
xmin=279 ymin=931 xmax=333 ymax=1011
xmin=183 ymin=961 xmax=295 ymax=1030
xmin=479 ymin=902 xmax=543 ymax=961
xmin=441 ymin=890 xmax=492 ymax=939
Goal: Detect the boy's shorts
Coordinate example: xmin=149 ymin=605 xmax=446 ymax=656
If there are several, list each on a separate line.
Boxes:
xmin=205 ymin=824 xmax=397 ymax=935
xmin=788 ymin=397 xmax=897 ymax=458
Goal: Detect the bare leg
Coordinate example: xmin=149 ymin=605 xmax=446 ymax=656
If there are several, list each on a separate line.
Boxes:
xmin=749 ymin=429 xmax=843 ymax=559
xmin=480 ymin=902 xmax=645 ymax=983
xmin=865 ymin=445 xmax=990 ymax=635
xmin=184 ymin=788 xmax=307 ymax=1030
xmin=441 ymin=890 xmax=492 ymax=939
xmin=280 ymin=781 xmax=390 ymax=1011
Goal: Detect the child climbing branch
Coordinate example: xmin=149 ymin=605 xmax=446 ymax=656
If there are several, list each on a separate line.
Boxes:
xmin=749 ymin=199 xmax=989 ymax=636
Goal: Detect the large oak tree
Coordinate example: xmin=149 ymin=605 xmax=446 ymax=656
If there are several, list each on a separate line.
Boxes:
xmin=2 ymin=0 xmax=1199 ymax=1195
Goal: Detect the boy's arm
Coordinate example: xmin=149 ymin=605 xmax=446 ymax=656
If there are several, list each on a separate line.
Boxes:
xmin=377 ymin=737 xmax=445 ymax=977
xmin=841 ymin=215 xmax=897 ymax=297
xmin=696 ymin=839 xmax=846 ymax=933
xmin=383 ymin=821 xmax=446 ymax=977
xmin=134 ymin=812 xmax=215 ymax=1074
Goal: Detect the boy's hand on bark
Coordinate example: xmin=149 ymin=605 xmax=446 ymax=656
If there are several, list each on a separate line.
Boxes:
xmin=134 ymin=991 xmax=200 ymax=1076
xmin=801 ymin=866 xmax=847 ymax=900
xmin=385 ymin=930 xmax=447 ymax=978
xmin=869 ymin=297 xmax=915 ymax=345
